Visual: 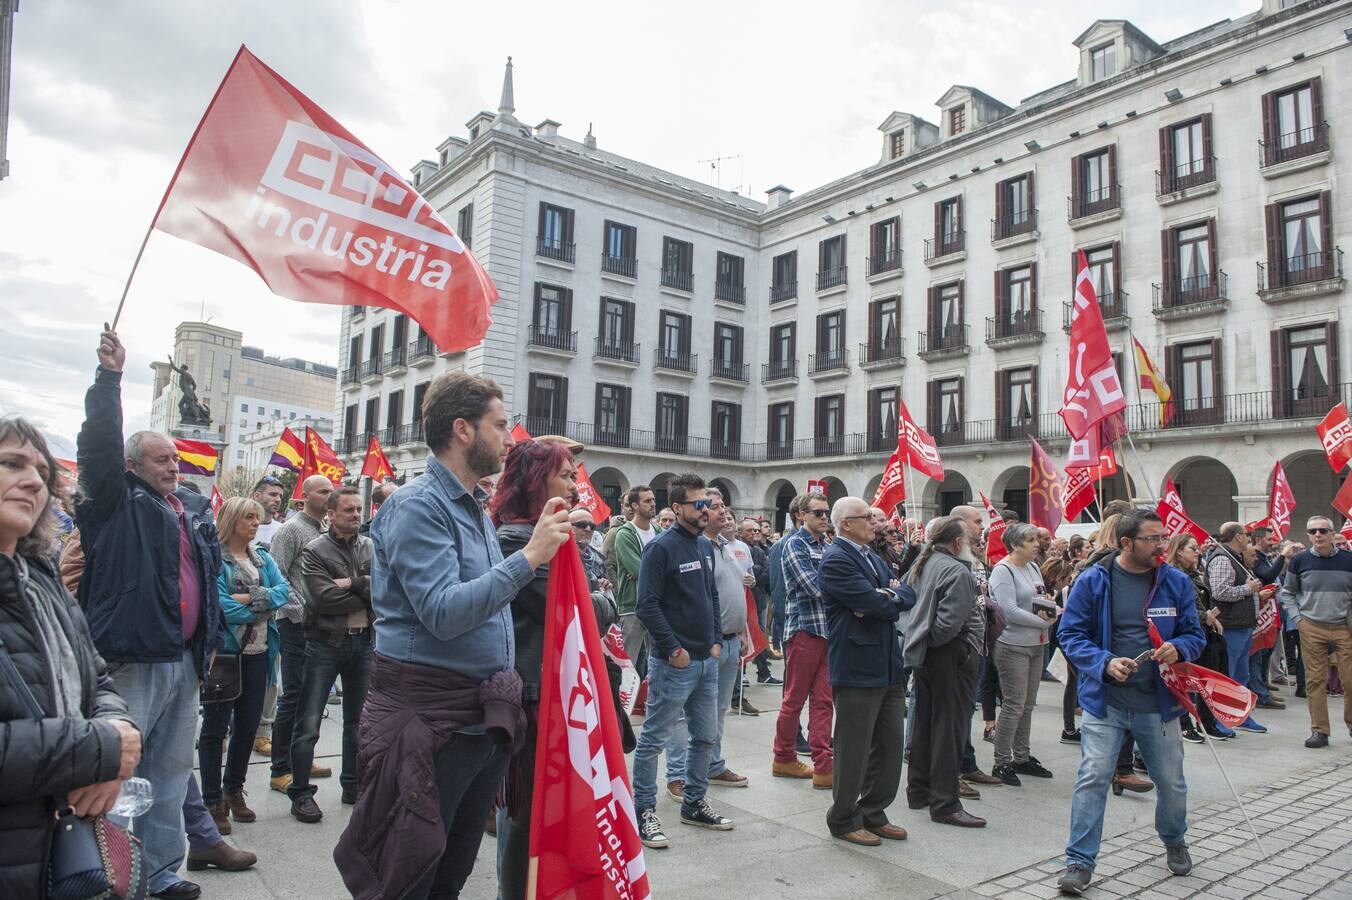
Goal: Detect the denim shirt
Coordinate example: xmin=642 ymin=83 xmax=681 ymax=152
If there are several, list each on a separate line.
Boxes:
xmin=371 ymin=455 xmax=534 ymax=681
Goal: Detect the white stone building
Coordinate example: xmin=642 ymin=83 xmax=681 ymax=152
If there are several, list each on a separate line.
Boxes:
xmin=336 ymin=0 xmax=1349 ymax=532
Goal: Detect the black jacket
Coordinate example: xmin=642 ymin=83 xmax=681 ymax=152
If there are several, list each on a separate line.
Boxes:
xmin=0 ymin=554 xmax=135 ymax=899
xmin=822 ymin=540 xmax=914 ymax=688
xmin=301 ymin=531 xmax=373 ymax=648
xmin=74 ymin=368 xmax=224 ymax=675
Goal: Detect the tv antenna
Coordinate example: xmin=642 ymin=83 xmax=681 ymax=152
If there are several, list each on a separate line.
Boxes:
xmin=698 ymin=151 xmax=743 ymax=193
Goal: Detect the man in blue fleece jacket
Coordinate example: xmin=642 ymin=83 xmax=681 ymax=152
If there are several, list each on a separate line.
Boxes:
xmin=1055 ymin=510 xmax=1207 ymax=896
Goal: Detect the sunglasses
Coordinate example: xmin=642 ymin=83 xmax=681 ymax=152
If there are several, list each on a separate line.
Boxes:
xmin=804 ymin=509 xmax=829 ymax=518
xmin=1308 ymin=528 xmax=1331 ymax=535
xmin=679 ymin=499 xmax=712 ymax=511
xmin=572 ymin=522 xmax=595 ymax=531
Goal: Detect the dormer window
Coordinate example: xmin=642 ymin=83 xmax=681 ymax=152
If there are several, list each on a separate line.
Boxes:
xmin=889 ymin=130 xmax=905 ymax=159
xmin=949 ymin=107 xmax=966 ymax=136
xmin=1090 ymin=43 xmax=1117 ymax=81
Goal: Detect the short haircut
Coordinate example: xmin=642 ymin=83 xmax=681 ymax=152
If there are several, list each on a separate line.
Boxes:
xmin=1000 ymin=509 xmax=1020 ymax=523
xmin=371 ymin=481 xmax=398 ymax=506
xmin=802 ymin=492 xmax=829 ymax=509
xmin=1306 ymin=515 xmax=1333 ymax=530
xmin=326 ymin=486 xmax=361 ymax=511
xmin=421 ymin=371 xmax=504 ymax=454
xmin=788 ymin=495 xmax=806 ymax=516
xmin=830 ymin=497 xmax=869 ymax=530
xmin=1003 ymin=522 xmax=1038 ymax=553
xmin=1103 ymin=499 xmax=1134 ymax=517
xmin=625 ymin=485 xmax=653 ymax=507
xmin=125 ymin=430 xmax=168 ymax=466
xmin=705 ymin=486 xmax=723 ymax=502
xmin=1218 ymin=521 xmax=1247 ymax=544
xmin=1249 ymin=525 xmax=1272 ymax=540
xmin=667 ymin=473 xmax=706 ymax=505
xmin=252 ymin=476 xmax=283 ymax=495
xmin=1117 ymin=509 xmax=1164 ymax=544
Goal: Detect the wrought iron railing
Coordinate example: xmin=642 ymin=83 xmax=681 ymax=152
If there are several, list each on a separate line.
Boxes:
xmin=1063 ymin=291 xmax=1128 ymax=329
xmin=987 ymin=309 xmax=1043 ymax=341
xmin=859 ymin=338 xmax=906 ymax=365
xmin=1260 ymin=122 xmax=1329 ymax=167
xmin=1257 ymin=247 xmax=1343 ymax=291
xmin=715 ymin=281 xmax=746 ymax=303
xmin=408 ymin=336 xmax=436 ymax=363
xmin=992 ymin=208 xmax=1037 ymax=241
xmin=924 ymin=231 xmax=965 ymax=260
xmin=711 ymin=360 xmax=750 ymax=382
xmin=762 ymin=360 xmax=797 ymax=383
xmin=527 ymin=326 xmax=577 ymax=352
xmin=661 ymin=268 xmax=694 ymax=291
xmin=808 ymin=349 xmax=849 ymax=374
xmin=769 ymin=280 xmax=797 ymax=303
xmin=868 ymin=248 xmax=902 ymax=275
xmin=536 ymin=236 xmax=575 ymax=263
xmin=594 ymin=338 xmax=640 ymax=364
xmin=816 ymin=266 xmax=847 ymax=291
xmin=1153 ymin=271 xmax=1228 ymax=310
xmin=601 ymin=253 xmax=637 ymax=278
xmin=1068 ymin=183 xmax=1121 ymax=220
xmin=382 ymin=347 xmax=407 ymax=370
xmin=1156 ymin=156 xmax=1217 ymax=194
xmin=917 ymin=324 xmax=969 ymax=354
xmin=654 ymin=349 xmax=697 ymax=374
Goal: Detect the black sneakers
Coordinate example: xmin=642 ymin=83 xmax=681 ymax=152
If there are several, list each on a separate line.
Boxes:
xmin=1059 ymin=728 xmax=1081 ymax=744
xmin=991 ymin=764 xmax=1022 ymax=786
xmin=679 ymin=798 xmax=734 ymax=830
xmin=1013 ymin=756 xmax=1053 ymax=778
xmin=638 ymin=809 xmax=669 ymax=849
xmin=1180 ymin=724 xmax=1205 ymax=744
xmin=1057 ymin=863 xmax=1092 ymax=895
xmin=1165 ymin=843 xmax=1193 ymax=876
xmin=1305 ymin=731 xmax=1330 ymax=748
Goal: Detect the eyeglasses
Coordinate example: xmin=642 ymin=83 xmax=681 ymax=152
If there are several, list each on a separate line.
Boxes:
xmin=804 ymin=509 xmax=829 ymax=518
xmin=1133 ymin=534 xmax=1170 ymax=544
xmin=572 ymin=522 xmax=595 ymax=531
xmin=841 ymin=515 xmax=871 ymax=522
xmin=1308 ymin=528 xmax=1331 ymax=535
xmin=678 ymin=499 xmax=712 ymax=511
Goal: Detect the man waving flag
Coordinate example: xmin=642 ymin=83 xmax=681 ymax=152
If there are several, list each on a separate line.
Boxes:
xmin=1061 ymin=250 xmax=1127 ymax=439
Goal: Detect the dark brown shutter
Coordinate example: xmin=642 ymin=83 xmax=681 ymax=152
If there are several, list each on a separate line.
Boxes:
xmin=1165 ymin=343 xmax=1180 ymax=407
xmin=1325 ymin=322 xmax=1341 ymax=395
xmin=1264 ymin=203 xmax=1284 ymax=287
xmin=1071 ymin=250 xmax=1079 ymax=287
xmin=558 ymin=377 xmax=569 ymax=422
xmin=955 ymin=196 xmax=964 ymax=233
xmin=732 ymin=404 xmax=742 ymax=447
xmin=788 ymin=323 xmax=797 ymax=360
xmin=867 ymin=300 xmax=877 ymax=345
xmin=678 ymin=396 xmax=688 ymax=436
xmin=1209 ymin=338 xmax=1223 ymax=414
xmin=1160 ymin=228 xmax=1176 ymax=306
xmin=623 ymin=301 xmax=636 ymax=343
xmin=1271 ymin=330 xmax=1289 ymax=419
xmin=1310 ymin=77 xmax=1325 ymax=129
xmin=1201 ymin=113 xmax=1214 ymax=171
xmin=679 ymin=313 xmax=691 ymax=355
xmin=1206 ymin=219 xmax=1219 ymax=297
xmin=1320 ymin=191 xmax=1334 ymax=277
xmin=995 ymin=179 xmax=1007 ymax=232
xmin=956 ymin=376 xmax=966 ymax=427
xmin=789 ymin=251 xmax=797 ymax=282
xmin=994 ymin=269 xmax=1005 ymax=319
xmin=1027 ymin=171 xmax=1036 ymax=211
xmin=564 ymin=208 xmax=574 ymax=246
xmin=620 ymin=387 xmax=631 ymax=432
xmin=933 ymin=200 xmax=942 ymax=243
xmin=1260 ymin=89 xmax=1278 ymax=148
xmin=1071 ymin=153 xmax=1083 ymax=210
xmin=561 ymin=288 xmax=573 ymax=331
xmin=927 ymin=380 xmax=940 ymax=434
xmin=995 ymin=370 xmax=1008 ymax=439
xmin=1111 ymin=242 xmax=1122 ymax=299
xmin=1158 ymin=125 xmax=1171 ymax=183
xmin=957 ymin=279 xmax=966 ymax=326
xmin=1029 ymin=262 xmax=1039 ymax=312
xmin=927 ymin=285 xmax=938 ymax=332
xmin=1030 ymin=365 xmax=1041 ymax=437
xmin=1107 ymin=145 xmax=1117 ymax=192
xmin=532 ymin=283 xmax=542 ymax=326
xmin=537 ymin=202 xmax=547 ymax=238
xmin=594 ymin=383 xmax=603 ymax=427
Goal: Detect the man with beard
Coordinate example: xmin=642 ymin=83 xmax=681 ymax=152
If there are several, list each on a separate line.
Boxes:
xmin=251 ymin=476 xmax=286 ymax=549
xmin=334 ymin=373 xmax=571 ymax=900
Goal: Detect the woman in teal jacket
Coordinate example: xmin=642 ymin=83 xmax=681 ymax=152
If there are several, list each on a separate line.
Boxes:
xmin=200 ymin=497 xmax=290 ymax=832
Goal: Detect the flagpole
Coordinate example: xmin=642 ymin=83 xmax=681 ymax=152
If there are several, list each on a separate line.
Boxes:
xmin=1198 ymin=731 xmax=1269 ymax=858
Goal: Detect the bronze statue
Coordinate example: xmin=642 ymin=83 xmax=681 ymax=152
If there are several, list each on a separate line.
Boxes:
xmin=169 ymin=356 xmax=211 ymax=427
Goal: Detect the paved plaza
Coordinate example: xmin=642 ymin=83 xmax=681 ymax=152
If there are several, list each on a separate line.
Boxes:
xmin=193 ymin=664 xmax=1352 ymax=899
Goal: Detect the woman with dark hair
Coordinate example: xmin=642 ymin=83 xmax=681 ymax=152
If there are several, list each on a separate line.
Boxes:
xmin=0 ymin=417 xmax=142 ymax=896
xmin=490 ymin=439 xmax=580 ymax=900
xmin=1166 ymin=533 xmax=1230 ymax=740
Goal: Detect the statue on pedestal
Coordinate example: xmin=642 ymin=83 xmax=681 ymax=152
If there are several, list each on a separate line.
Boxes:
xmin=169 ymin=357 xmax=212 ymax=427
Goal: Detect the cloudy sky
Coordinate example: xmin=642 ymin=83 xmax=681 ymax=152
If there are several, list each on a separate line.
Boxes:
xmin=1 ymin=0 xmax=1252 ymax=456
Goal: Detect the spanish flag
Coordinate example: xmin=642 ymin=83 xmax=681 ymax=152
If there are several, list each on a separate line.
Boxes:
xmin=174 ymin=438 xmax=219 ymax=476
xmin=1132 ymin=336 xmax=1175 ymax=427
xmin=269 ymin=426 xmax=305 ymax=472
xmin=361 ymin=434 xmax=396 ymax=482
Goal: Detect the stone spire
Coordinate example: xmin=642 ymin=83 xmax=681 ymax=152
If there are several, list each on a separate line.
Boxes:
xmin=498 ymin=56 xmax=515 ymax=116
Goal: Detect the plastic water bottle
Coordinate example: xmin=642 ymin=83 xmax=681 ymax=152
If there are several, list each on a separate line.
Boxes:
xmin=109 ymin=777 xmax=154 ymax=818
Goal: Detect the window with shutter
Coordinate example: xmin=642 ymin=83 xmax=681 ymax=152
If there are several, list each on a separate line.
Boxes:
xmin=1175 ymin=340 xmax=1221 ymax=425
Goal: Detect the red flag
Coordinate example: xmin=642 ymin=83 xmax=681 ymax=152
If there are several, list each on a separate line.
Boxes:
xmin=530 ymin=543 xmax=651 ymax=900
xmin=1268 ymin=461 xmax=1296 ymax=539
xmin=806 ymin=478 xmax=828 ymax=496
xmin=898 ymin=402 xmax=945 ymax=481
xmin=871 ymin=448 xmax=907 ymax=516
xmin=269 ymin=426 xmax=306 ymax=472
xmin=980 ymin=492 xmax=1008 ymax=565
xmin=1243 ymin=517 xmax=1270 ymax=534
xmin=1157 ymin=478 xmax=1209 ymax=544
xmin=740 ymin=588 xmax=769 ymax=665
xmin=153 ymin=47 xmax=496 ymax=353
xmin=210 ymin=485 xmax=224 ymax=515
xmin=292 ymin=426 xmax=347 ymax=500
xmin=511 ymin=422 xmax=532 ymax=443
xmin=1341 ymin=519 xmax=1352 ymax=542
xmin=1335 ymin=472 xmax=1352 ymax=521
xmin=1251 ymin=598 xmax=1280 ymax=654
xmin=1317 ymin=403 xmax=1352 ymax=473
xmin=1064 ymin=466 xmax=1096 ymax=523
xmin=1028 ymin=440 xmax=1066 ymax=533
xmin=360 ymin=434 xmax=396 ymax=481
xmin=1060 ymin=250 xmax=1127 ymax=439
xmin=1148 ymin=620 xmax=1256 ymax=728
xmin=575 ymin=463 xmax=612 ymax=523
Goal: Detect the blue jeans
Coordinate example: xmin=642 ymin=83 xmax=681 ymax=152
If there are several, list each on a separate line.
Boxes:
xmin=110 ymin=651 xmax=200 ymax=892
xmin=199 ymin=650 xmax=270 ymax=804
xmin=633 ymin=654 xmax=719 ymax=811
xmin=288 ymin=630 xmax=373 ymax=800
xmin=1066 ymin=706 xmax=1188 ymax=868
xmin=1223 ymin=628 xmax=1259 ymax=711
xmin=270 ymin=618 xmax=309 ymax=777
xmin=709 ymin=636 xmax=741 ymax=777
xmin=1248 ymin=647 xmax=1273 ymax=703
xmin=183 ymin=773 xmax=222 ymax=853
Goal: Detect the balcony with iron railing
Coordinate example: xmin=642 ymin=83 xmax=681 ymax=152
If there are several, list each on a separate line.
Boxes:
xmin=601 ymin=253 xmax=637 ymax=279
xmin=1258 ymin=247 xmax=1345 ymax=302
xmin=593 ymin=337 xmax=641 ymax=366
xmin=655 ymin=431 xmax=689 ymax=455
xmin=536 ymin=236 xmax=575 ymax=264
xmin=710 ymin=359 xmax=750 ymax=383
xmin=986 ymin=309 xmax=1044 ymax=348
xmin=769 ymin=280 xmax=797 ymax=303
xmin=917 ymin=323 xmax=970 ymax=359
xmin=382 ymin=346 xmax=407 ymax=375
xmin=762 ymin=359 xmax=797 ymax=384
xmin=1152 ymin=271 xmax=1229 ymax=320
xmin=341 ymin=365 xmax=360 ymax=387
xmin=524 ymin=416 xmax=568 ymax=438
xmin=394 ymin=421 xmax=425 ymax=446
xmin=866 ymin=427 xmax=899 ymax=454
xmin=378 ymin=426 xmax=400 ymax=448
xmin=527 ymin=325 xmax=577 ymax=354
xmin=868 ymin=248 xmax=902 ymax=277
xmin=924 ymin=231 xmax=965 ymax=263
xmin=660 ymin=268 xmax=694 ymax=292
xmin=358 ymin=357 xmax=383 ymax=382
xmin=1068 ymin=184 xmax=1121 ymax=222
xmin=808 ymin=348 xmax=849 ymax=377
xmin=1156 ymin=156 xmax=1217 ymax=197
xmin=859 ymin=338 xmax=906 ymax=369
xmin=408 ymin=336 xmax=437 ymax=366
xmin=711 ymin=438 xmax=742 ymax=461
xmin=991 ymin=209 xmax=1037 ymax=242
xmin=715 ymin=280 xmax=746 ymax=304
xmin=654 ymin=348 xmax=697 ymax=375
xmin=816 ymin=266 xmax=847 ymax=292
xmin=1260 ymin=122 xmax=1330 ymax=169
xmin=1062 ymin=291 xmax=1130 ymax=331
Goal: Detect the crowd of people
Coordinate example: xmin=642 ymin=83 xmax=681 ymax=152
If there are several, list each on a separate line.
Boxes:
xmin=1 ymin=326 xmax=1350 ymax=898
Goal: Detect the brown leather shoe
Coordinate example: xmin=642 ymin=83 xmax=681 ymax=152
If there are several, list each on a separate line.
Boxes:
xmin=931 ymin=809 xmax=986 ymax=828
xmin=958 ymin=780 xmax=980 ymax=800
xmin=224 ymin=790 xmax=256 ymax=823
xmin=834 ymin=828 xmax=882 ymax=846
xmin=206 ymin=800 xmax=231 ymax=835
xmin=269 ymin=774 xmax=292 ymax=794
xmin=962 ymin=769 xmax=1003 ymax=786
xmin=709 ymin=769 xmax=749 ymax=787
xmin=812 ymin=770 xmax=833 ymax=790
xmin=666 ymin=780 xmax=685 ymax=802
xmin=772 ymin=759 xmax=813 ymax=779
xmin=186 ymin=840 xmax=257 ymax=872
xmin=1113 ymin=772 xmax=1154 ymax=794
xmin=252 ymin=737 xmax=272 ymax=756
xmin=310 ymin=764 xmax=333 ymax=779
xmin=867 ymin=823 xmax=908 ymax=841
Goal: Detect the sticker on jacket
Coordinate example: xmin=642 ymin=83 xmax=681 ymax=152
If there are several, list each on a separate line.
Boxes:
xmin=1145 ymin=607 xmax=1177 ymax=618
xmin=679 ymin=561 xmax=703 ymax=574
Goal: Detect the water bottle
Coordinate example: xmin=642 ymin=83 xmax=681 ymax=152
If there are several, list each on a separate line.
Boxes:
xmin=109 ymin=777 xmax=154 ymax=818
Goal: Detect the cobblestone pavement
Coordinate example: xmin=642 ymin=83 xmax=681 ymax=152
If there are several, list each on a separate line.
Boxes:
xmin=970 ymin=752 xmax=1352 ymax=899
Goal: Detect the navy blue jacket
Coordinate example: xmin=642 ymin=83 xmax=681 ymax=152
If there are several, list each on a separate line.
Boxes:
xmin=1057 ymin=553 xmax=1206 ymax=722
xmin=821 ymin=540 xmax=915 ymax=688
xmin=635 ymin=523 xmax=721 ymax=661
xmin=74 ymin=368 xmax=224 ymax=676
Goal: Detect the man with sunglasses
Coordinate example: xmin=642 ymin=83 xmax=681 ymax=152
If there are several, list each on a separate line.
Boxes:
xmin=1282 ymin=517 xmax=1352 ymax=749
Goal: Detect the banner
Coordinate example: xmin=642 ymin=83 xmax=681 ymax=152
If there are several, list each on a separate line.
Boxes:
xmin=740 ymin=587 xmax=770 ymax=665
xmin=173 ymin=438 xmax=218 ymax=476
xmin=576 ymin=463 xmax=612 ymax=524
xmin=1317 ymin=403 xmax=1352 ymax=473
xmin=269 ymin=426 xmax=305 ymax=472
xmin=512 ymin=422 xmax=532 ymax=443
xmin=871 ymin=449 xmax=906 ymax=516
xmin=1251 ymin=597 xmax=1279 ymax=655
xmin=1267 ymin=461 xmax=1296 ymax=539
xmin=154 ymin=47 xmax=496 ymax=353
xmin=1064 ymin=466 xmax=1096 ymax=523
xmin=1061 ymin=250 xmax=1127 ymax=439
xmin=1157 ymin=478 xmax=1209 ymax=544
xmin=1028 ymin=440 xmax=1066 ymax=533
xmin=806 ymin=478 xmax=827 ymax=496
xmin=980 ymin=492 xmax=1008 ymax=565
xmin=1149 ymin=621 xmax=1256 ymax=728
xmin=529 ymin=543 xmax=651 ymax=900
xmin=898 ymin=402 xmax=944 ymax=481
xmin=360 ymin=433 xmax=396 ymax=481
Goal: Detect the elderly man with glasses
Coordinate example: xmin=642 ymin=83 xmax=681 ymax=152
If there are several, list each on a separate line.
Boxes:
xmin=1282 ymin=516 xmax=1352 ymax=749
xmin=569 ymin=508 xmax=607 ymax=585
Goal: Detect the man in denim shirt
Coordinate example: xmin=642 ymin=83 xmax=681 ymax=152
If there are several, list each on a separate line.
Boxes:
xmin=367 ymin=372 xmax=571 ymax=898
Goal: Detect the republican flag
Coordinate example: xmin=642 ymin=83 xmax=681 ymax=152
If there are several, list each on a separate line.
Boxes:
xmin=153 ymin=47 xmax=496 ymax=353
xmin=269 ymin=426 xmax=305 ymax=472
xmin=210 ymin=485 xmax=224 ymax=515
xmin=1157 ymin=479 xmax=1209 ymax=544
xmin=291 ymin=427 xmax=346 ymax=500
xmin=980 ymin=492 xmax=1008 ymax=565
xmin=1132 ymin=336 xmax=1175 ymax=428
xmin=871 ymin=448 xmax=907 ymax=517
xmin=898 ymin=402 xmax=945 ymax=481
xmin=530 ymin=542 xmax=651 ymax=900
xmin=1028 ymin=440 xmax=1066 ymax=533
xmin=575 ymin=464 xmax=612 ymax=523
xmin=1335 ymin=473 xmax=1352 ymax=521
xmin=1060 ymin=250 xmax=1127 ymax=440
xmin=174 ymin=438 xmax=218 ymax=476
xmin=360 ymin=434 xmax=396 ymax=481
xmin=1267 ymin=461 xmax=1296 ymax=539
xmin=1149 ymin=620 xmax=1256 ymax=728
xmin=1317 ymin=403 xmax=1352 ymax=473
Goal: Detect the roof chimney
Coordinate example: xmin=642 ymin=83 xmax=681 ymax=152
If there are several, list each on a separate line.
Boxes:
xmin=765 ymin=184 xmax=793 ymax=210
xmin=583 ymin=122 xmax=597 ymax=150
xmin=534 ymin=119 xmax=561 ymax=141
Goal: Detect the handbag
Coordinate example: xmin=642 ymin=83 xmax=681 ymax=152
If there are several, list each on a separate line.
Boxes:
xmin=0 ymin=635 xmax=147 ymax=900
xmin=201 ymin=622 xmax=255 ymax=705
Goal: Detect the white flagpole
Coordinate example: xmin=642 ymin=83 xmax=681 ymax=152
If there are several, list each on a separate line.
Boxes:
xmin=1197 ymin=730 xmax=1269 ymax=858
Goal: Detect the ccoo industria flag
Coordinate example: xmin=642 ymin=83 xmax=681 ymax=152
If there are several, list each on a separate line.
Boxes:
xmin=153 ymin=46 xmax=497 ymax=353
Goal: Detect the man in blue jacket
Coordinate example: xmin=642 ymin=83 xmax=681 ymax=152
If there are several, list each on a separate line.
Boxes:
xmin=1055 ymin=510 xmax=1207 ymax=896
xmin=76 ymin=327 xmax=225 ymax=900
xmin=821 ymin=497 xmax=916 ymax=847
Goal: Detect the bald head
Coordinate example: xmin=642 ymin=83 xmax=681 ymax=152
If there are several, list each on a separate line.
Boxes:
xmin=371 ymin=481 xmax=399 ymax=509
xmin=301 ymin=475 xmax=334 ymax=518
xmin=951 ymin=504 xmax=982 ymax=541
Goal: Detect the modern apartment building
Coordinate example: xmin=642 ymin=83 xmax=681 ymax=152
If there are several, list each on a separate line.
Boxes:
xmin=336 ymin=0 xmax=1349 ymax=531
